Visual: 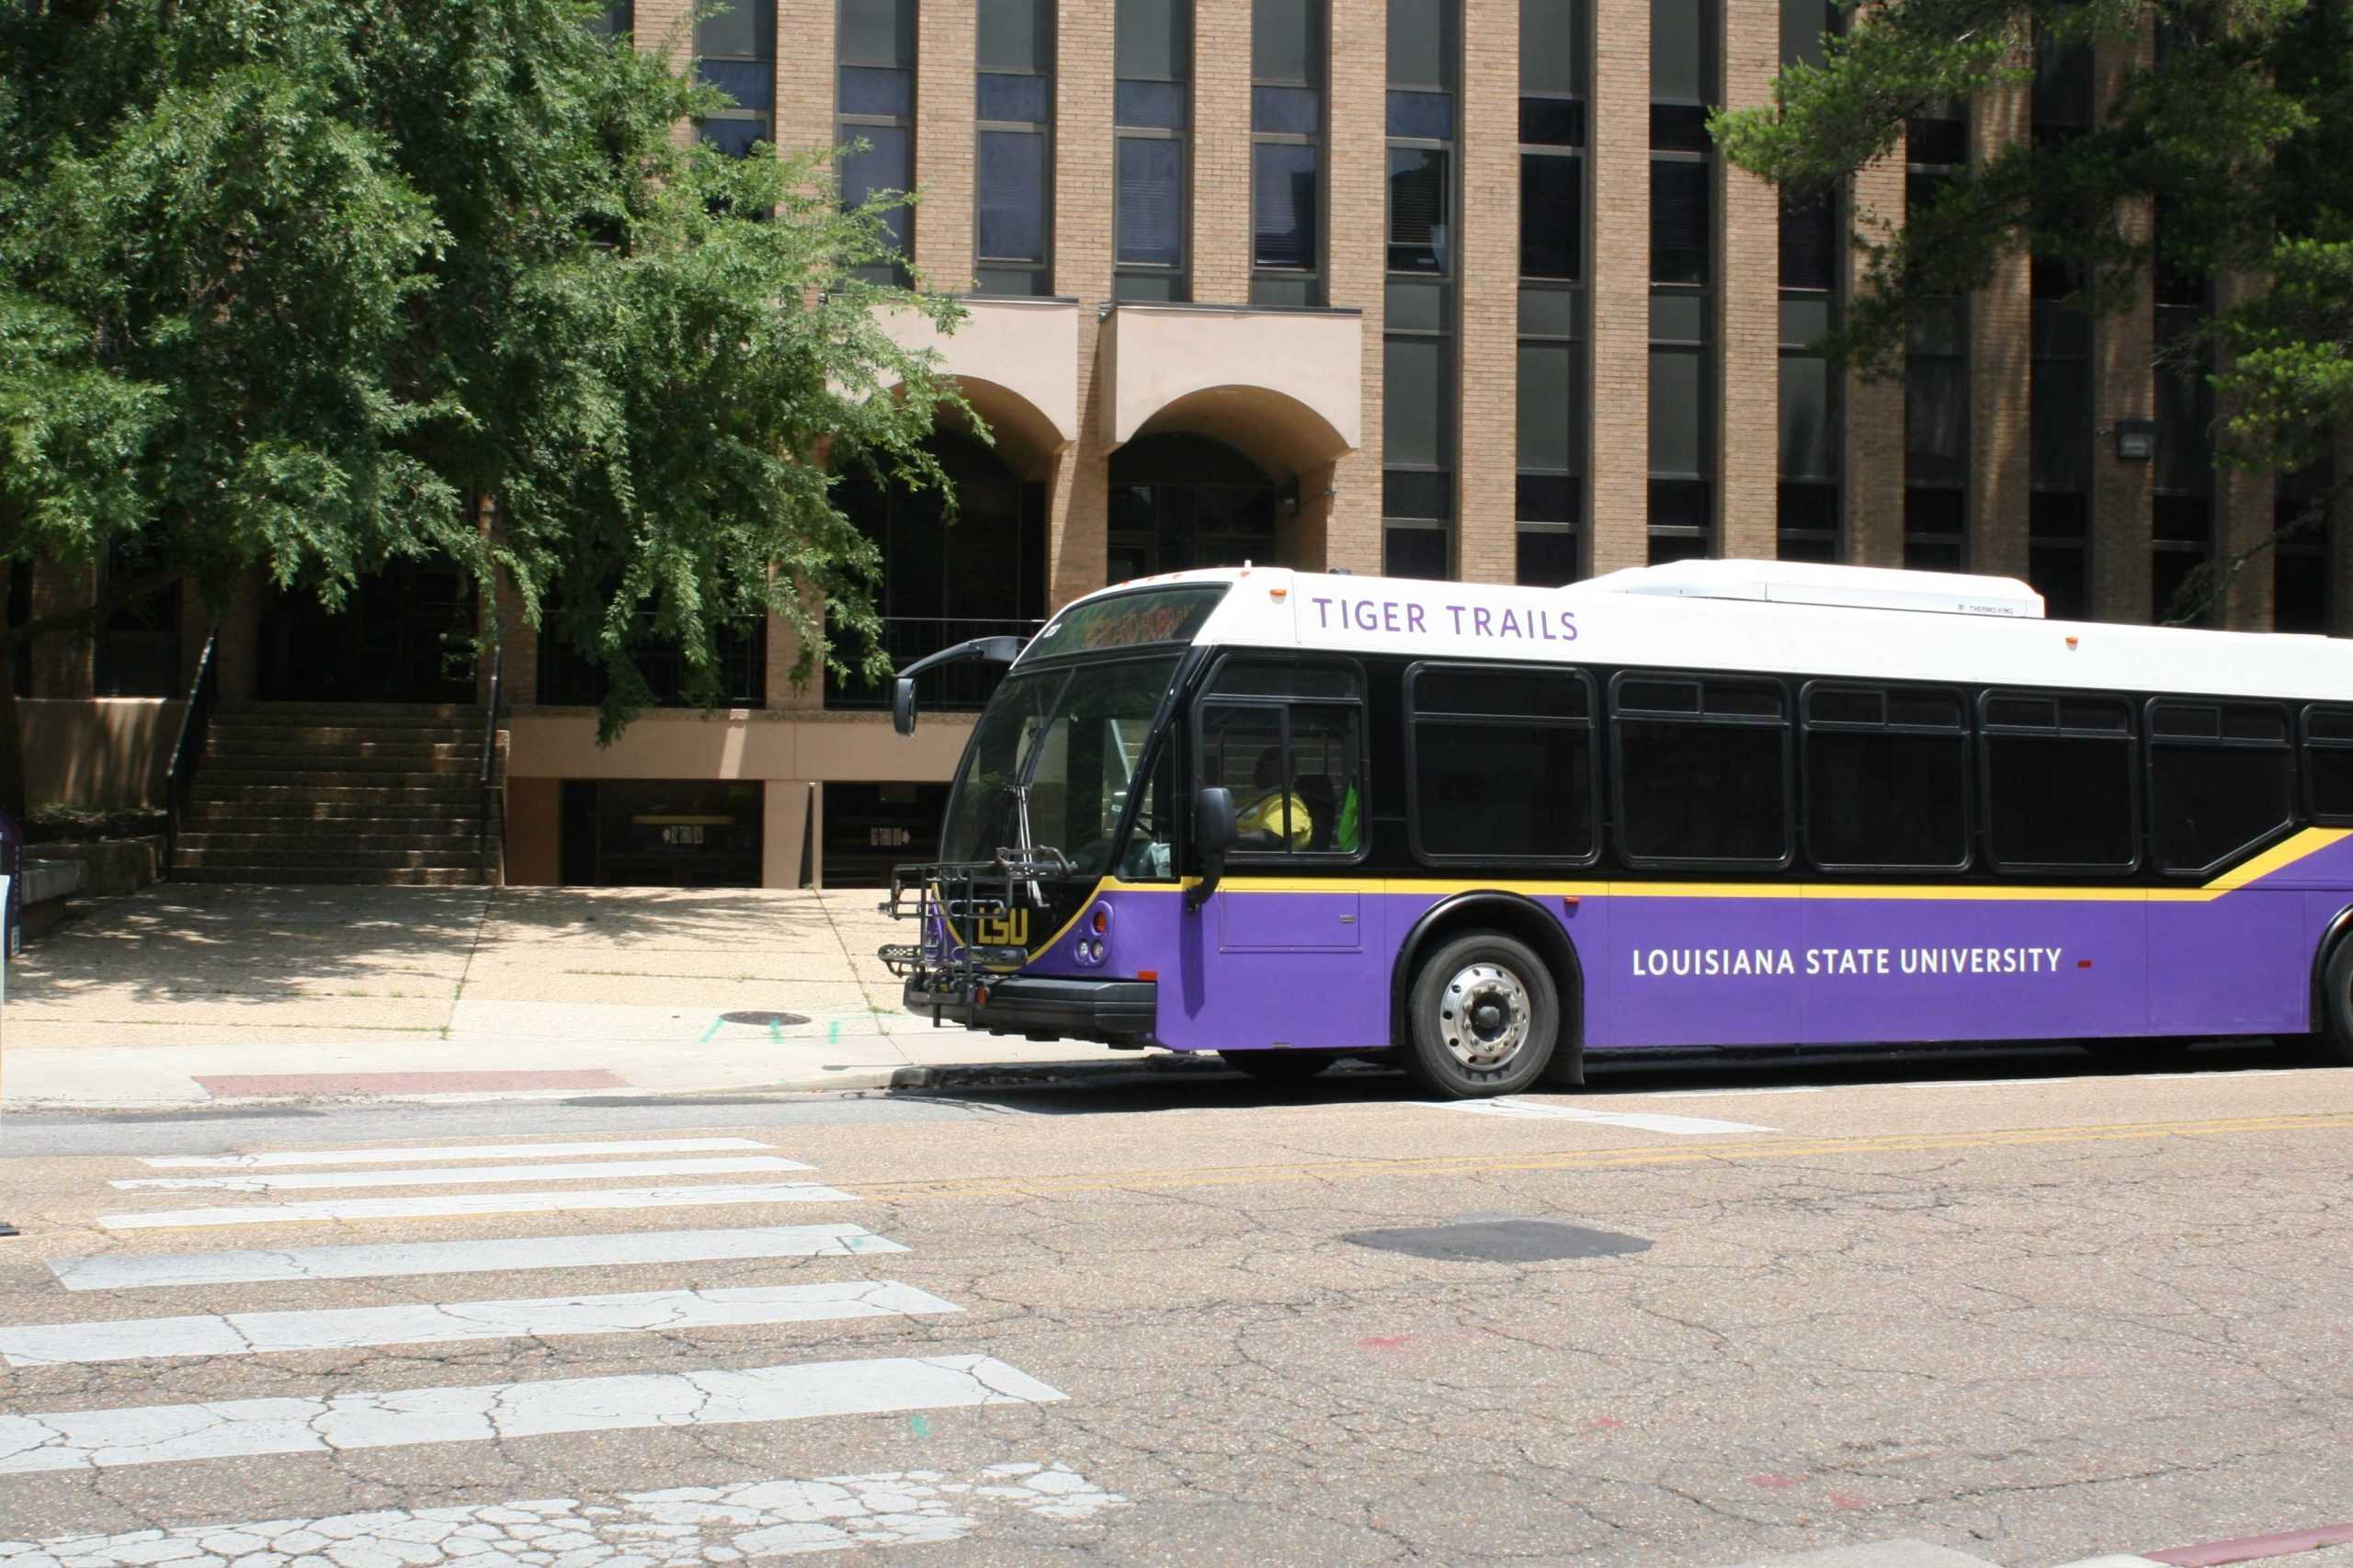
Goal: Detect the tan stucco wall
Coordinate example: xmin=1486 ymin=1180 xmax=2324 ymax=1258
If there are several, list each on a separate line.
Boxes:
xmin=24 ymin=699 xmax=184 ymax=808
xmin=504 ymin=709 xmax=975 ymax=888
xmin=1100 ymin=305 xmax=1365 ymax=474
xmin=881 ymin=299 xmax=1082 ymax=475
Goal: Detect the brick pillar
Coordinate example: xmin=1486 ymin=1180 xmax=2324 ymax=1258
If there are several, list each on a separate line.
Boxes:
xmin=492 ymin=568 xmax=540 ymax=709
xmin=1324 ymin=0 xmax=1385 ymax=574
xmin=1049 ymin=0 xmax=1115 ymax=609
xmin=774 ymin=0 xmax=834 ymax=170
xmin=1588 ymin=0 xmax=1650 ymax=574
xmin=1844 ymin=158 xmax=1907 ymax=567
xmin=1191 ymin=0 xmax=1252 ymax=303
xmin=1456 ymin=0 xmax=1519 ymax=584
xmin=915 ymin=1 xmax=974 ymax=290
xmin=28 ymin=558 xmax=94 ymax=699
xmin=1717 ymin=0 xmax=1778 ymax=562
xmin=2210 ymin=268 xmax=2276 ymax=631
xmin=636 ymin=0 xmax=699 ymax=149
xmin=2089 ymin=27 xmax=2154 ymax=625
xmin=1969 ymin=71 xmax=2032 ymax=578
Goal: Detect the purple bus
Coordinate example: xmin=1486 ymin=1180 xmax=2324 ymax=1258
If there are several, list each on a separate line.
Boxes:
xmin=880 ymin=559 xmax=2353 ymax=1097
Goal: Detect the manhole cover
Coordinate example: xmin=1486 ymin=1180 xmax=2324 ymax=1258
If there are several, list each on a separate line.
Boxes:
xmin=1342 ymin=1219 xmax=1651 ymax=1264
xmin=722 ymin=1010 xmax=811 ymax=1028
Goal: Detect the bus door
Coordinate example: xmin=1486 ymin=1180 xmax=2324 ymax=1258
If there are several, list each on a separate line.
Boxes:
xmin=1172 ymin=659 xmax=1387 ymax=1052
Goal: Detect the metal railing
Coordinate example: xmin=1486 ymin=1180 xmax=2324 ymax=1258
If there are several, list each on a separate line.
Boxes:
xmin=162 ymin=622 xmax=222 ymax=867
xmin=825 ymin=617 xmax=1043 ymax=712
xmin=477 ymin=632 xmax=504 ymax=886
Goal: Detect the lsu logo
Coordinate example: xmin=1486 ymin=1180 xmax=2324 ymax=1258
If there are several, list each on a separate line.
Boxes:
xmin=975 ymin=909 xmax=1030 ymax=949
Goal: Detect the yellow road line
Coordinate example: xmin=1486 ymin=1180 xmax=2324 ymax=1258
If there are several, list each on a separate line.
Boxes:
xmin=850 ymin=1111 xmax=2353 ymax=1203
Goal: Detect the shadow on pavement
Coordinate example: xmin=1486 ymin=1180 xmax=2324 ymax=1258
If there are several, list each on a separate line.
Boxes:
xmin=887 ymin=1036 xmax=2314 ymax=1118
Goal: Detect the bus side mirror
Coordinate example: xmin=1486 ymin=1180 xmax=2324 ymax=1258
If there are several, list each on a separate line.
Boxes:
xmin=1188 ymin=787 xmax=1237 ymax=911
xmin=892 ymin=677 xmax=917 ymax=736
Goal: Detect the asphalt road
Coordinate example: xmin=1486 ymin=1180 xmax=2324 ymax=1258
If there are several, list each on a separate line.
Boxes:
xmin=2 ymin=1040 xmax=2350 ymax=1568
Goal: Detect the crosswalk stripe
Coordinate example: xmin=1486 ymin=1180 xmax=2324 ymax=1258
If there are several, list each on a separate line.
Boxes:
xmin=111 ymin=1155 xmax=814 ymax=1193
xmin=137 ymin=1137 xmax=778 ymax=1170
xmin=0 ymin=1281 xmax=962 ymax=1366
xmin=0 ymin=1354 xmax=1067 ymax=1473
xmin=1432 ymin=1099 xmax=1773 ymax=1134
xmin=48 ymin=1222 xmax=906 ymax=1291
xmin=0 ymin=1460 xmax=1128 ymax=1562
xmin=98 ymin=1181 xmax=858 ymax=1230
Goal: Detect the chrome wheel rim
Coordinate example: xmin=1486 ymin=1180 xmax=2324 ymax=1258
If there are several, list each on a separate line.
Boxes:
xmin=1438 ymin=961 xmax=1530 ymax=1072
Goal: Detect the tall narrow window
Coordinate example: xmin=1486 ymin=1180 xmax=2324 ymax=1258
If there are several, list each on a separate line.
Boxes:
xmin=1904 ymin=110 xmax=1968 ymax=571
xmin=839 ymin=0 xmax=915 ymax=284
xmin=1115 ymin=0 xmax=1191 ymax=301
xmin=1252 ymin=0 xmax=1324 ymax=305
xmin=1777 ymin=0 xmax=1842 ymax=561
xmin=2028 ymin=257 xmax=2092 ymax=618
xmin=1517 ymin=0 xmax=1587 ymax=585
xmin=976 ymin=0 xmax=1052 ymax=296
xmin=591 ymin=4 xmax=633 ymax=38
xmin=698 ymin=0 xmax=775 ymax=155
xmin=2153 ymin=207 xmax=2216 ymax=625
xmin=2277 ymin=459 xmax=2333 ymax=634
xmin=1649 ymin=0 xmax=1716 ymax=563
xmin=1384 ymin=0 xmax=1460 ymax=579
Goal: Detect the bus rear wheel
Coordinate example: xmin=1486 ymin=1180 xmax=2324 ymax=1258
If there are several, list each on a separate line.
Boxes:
xmin=2313 ymin=938 xmax=2353 ymax=1065
xmin=1403 ymin=931 xmax=1559 ymax=1098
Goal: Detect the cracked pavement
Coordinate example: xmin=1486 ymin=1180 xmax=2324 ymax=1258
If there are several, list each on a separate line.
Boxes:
xmin=2 ymin=1045 xmax=2350 ymax=1565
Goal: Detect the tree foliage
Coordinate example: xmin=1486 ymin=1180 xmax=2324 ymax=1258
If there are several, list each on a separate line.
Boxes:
xmin=0 ymin=0 xmax=963 ymax=813
xmin=1715 ymin=0 xmax=2353 ymax=609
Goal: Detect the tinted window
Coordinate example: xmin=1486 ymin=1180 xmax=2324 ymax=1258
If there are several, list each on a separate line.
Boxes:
xmin=2310 ymin=706 xmax=2353 ymax=821
xmin=1802 ymin=687 xmax=1969 ymax=870
xmin=1410 ymin=665 xmax=1595 ymax=862
xmin=2146 ymin=701 xmax=2292 ymax=874
xmin=1199 ymin=662 xmax=1366 ymax=858
xmin=1982 ymin=692 xmax=2135 ymax=870
xmin=1614 ymin=676 xmax=1789 ymax=865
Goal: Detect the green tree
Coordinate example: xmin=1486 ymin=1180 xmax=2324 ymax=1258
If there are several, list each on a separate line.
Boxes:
xmin=1713 ymin=0 xmax=2353 ymax=621
xmin=0 ymin=0 xmax=963 ymax=821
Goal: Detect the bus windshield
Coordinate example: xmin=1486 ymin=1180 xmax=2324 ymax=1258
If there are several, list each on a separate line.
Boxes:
xmin=939 ymin=654 xmax=1181 ymax=880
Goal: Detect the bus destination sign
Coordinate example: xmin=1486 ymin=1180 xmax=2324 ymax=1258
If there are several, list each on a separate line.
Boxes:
xmin=1303 ymin=590 xmax=1579 ymax=645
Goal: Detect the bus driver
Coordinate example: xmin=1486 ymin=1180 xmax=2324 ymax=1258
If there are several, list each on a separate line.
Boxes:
xmin=1236 ymin=746 xmax=1313 ymax=850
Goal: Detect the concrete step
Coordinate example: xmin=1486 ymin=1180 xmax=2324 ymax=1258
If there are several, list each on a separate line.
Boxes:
xmin=192 ymin=786 xmax=486 ymax=810
xmin=218 ymin=702 xmax=486 ymax=722
xmin=202 ymin=744 xmax=492 ymax=767
xmin=176 ymin=831 xmax=495 ymax=854
xmin=195 ymin=766 xmax=486 ymax=788
xmin=203 ymin=733 xmax=486 ymax=757
xmin=175 ymin=846 xmax=491 ymax=869
xmin=182 ymin=806 xmax=488 ymax=831
xmin=169 ymin=865 xmax=489 ymax=887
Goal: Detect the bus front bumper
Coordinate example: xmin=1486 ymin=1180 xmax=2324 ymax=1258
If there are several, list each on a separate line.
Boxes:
xmin=902 ymin=974 xmax=1159 ymax=1044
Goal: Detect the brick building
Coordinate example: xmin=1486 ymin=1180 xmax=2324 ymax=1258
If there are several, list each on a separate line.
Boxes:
xmin=16 ymin=0 xmax=2347 ymax=888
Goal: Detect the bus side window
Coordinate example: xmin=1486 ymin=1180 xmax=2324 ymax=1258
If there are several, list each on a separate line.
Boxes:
xmin=1610 ymin=673 xmax=1791 ymax=868
xmin=1407 ymin=663 xmax=1597 ymax=865
xmin=2147 ymin=700 xmax=2292 ymax=876
xmin=1980 ymin=690 xmax=2136 ymax=873
xmin=1800 ymin=683 xmax=1969 ymax=872
xmin=2305 ymin=706 xmax=2353 ymax=823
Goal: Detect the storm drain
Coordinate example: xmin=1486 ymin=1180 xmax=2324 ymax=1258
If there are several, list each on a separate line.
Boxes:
xmin=1342 ymin=1218 xmax=1651 ymax=1264
xmin=722 ymin=1011 xmax=812 ymax=1028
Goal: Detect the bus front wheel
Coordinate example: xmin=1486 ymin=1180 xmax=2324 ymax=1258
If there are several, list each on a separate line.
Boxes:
xmin=1403 ymin=931 xmax=1560 ymax=1097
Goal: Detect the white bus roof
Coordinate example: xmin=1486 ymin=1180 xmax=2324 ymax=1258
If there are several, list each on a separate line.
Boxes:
xmin=1058 ymin=561 xmax=2353 ymax=705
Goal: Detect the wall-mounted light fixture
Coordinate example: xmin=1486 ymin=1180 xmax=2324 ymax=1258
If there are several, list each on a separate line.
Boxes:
xmin=2112 ymin=418 xmax=2158 ymax=462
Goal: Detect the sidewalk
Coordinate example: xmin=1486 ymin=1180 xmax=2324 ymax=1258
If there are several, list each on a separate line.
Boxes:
xmin=0 ymin=883 xmax=1170 ymax=1109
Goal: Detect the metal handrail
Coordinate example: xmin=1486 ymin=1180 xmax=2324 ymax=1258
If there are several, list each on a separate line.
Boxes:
xmin=162 ymin=622 xmax=222 ymax=865
xmin=477 ymin=632 xmax=503 ymax=885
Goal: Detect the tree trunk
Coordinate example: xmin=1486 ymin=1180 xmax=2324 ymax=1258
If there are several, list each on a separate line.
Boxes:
xmin=0 ymin=562 xmax=28 ymax=825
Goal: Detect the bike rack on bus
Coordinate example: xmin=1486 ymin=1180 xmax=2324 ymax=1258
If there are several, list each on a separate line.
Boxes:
xmin=879 ymin=846 xmax=1072 ymax=1028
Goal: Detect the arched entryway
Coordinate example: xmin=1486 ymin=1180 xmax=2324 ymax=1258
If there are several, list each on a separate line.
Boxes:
xmin=1107 ymin=434 xmax=1283 ymax=581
